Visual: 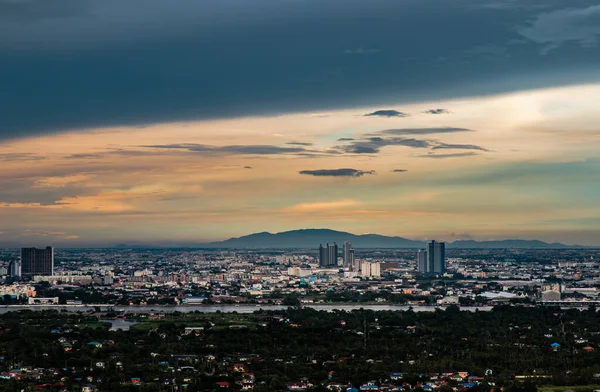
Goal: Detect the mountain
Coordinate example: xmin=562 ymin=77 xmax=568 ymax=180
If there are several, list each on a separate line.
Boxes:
xmin=203 ymin=229 xmax=574 ymax=249
xmin=446 ymin=239 xmax=570 ymax=249
xmin=206 ymin=229 xmax=424 ymax=249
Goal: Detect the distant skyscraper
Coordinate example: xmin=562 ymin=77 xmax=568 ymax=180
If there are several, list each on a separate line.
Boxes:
xmin=21 ymin=247 xmax=54 ymax=276
xmin=318 ymin=243 xmax=339 ymax=268
xmin=8 ymin=259 xmax=21 ymax=279
xmin=417 ymin=241 xmax=445 ymax=275
xmin=343 ymin=241 xmax=354 ymax=269
xmin=319 ymin=244 xmax=328 ymax=267
xmin=417 ymin=249 xmax=427 ymax=274
xmin=426 ymin=240 xmax=445 ymax=274
xmin=327 ymin=243 xmax=338 ymax=267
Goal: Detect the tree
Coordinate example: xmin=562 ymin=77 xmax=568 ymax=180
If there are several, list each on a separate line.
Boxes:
xmin=282 ymin=294 xmax=301 ymax=307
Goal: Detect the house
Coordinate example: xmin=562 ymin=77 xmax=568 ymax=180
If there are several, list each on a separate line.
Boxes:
xmin=241 ymin=373 xmax=255 ymax=390
xmin=82 ymin=384 xmax=98 ymax=392
xmin=391 ymin=373 xmax=406 ymax=381
xmin=360 ymin=381 xmax=380 ymax=391
xmin=184 ymin=327 xmax=204 ymax=335
xmin=216 ymin=381 xmax=231 ymax=388
xmin=287 ymin=381 xmax=311 ymax=390
xmin=233 ymin=363 xmax=246 ymax=372
xmin=551 ymin=342 xmax=561 ymax=351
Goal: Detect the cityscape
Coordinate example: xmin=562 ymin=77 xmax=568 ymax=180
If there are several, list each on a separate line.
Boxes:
xmin=3 ymin=0 xmax=600 ymax=391
xmin=1 ymin=238 xmax=600 ymax=391
xmin=3 ymin=238 xmax=600 ymax=309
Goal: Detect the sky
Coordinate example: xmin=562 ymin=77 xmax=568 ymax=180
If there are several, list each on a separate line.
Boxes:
xmin=1 ymin=0 xmax=600 ymax=246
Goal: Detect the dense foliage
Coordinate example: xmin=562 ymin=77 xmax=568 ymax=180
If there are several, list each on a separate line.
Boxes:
xmin=2 ymin=306 xmax=600 ymax=391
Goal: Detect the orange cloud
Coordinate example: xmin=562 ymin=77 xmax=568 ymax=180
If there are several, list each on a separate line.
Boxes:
xmin=284 ymin=199 xmax=362 ymax=213
xmin=33 ymin=174 xmax=94 ymax=188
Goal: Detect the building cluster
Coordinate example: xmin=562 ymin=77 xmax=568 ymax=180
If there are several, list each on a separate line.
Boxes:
xmin=417 ymin=241 xmax=446 ymax=275
xmin=0 ymin=244 xmax=599 ymax=307
xmin=7 ymin=246 xmax=54 ymax=279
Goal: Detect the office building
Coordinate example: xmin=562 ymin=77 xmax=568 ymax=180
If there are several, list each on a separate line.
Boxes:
xmin=343 ymin=241 xmax=355 ymax=269
xmin=426 ymin=240 xmax=445 ymax=274
xmin=8 ymin=260 xmax=21 ymax=279
xmin=318 ymin=243 xmax=338 ymax=267
xmin=417 ymin=241 xmax=445 ymax=275
xmin=328 ymin=243 xmax=339 ymax=267
xmin=319 ymin=244 xmax=328 ymax=267
xmin=417 ymin=250 xmax=427 ymax=274
xmin=21 ymin=247 xmax=54 ymax=276
xmin=360 ymin=262 xmax=381 ymax=278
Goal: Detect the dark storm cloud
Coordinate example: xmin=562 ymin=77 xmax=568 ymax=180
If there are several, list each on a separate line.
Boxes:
xmin=334 ymin=127 xmax=487 ymax=155
xmin=419 ymin=152 xmax=480 ymax=159
xmin=143 ymin=143 xmax=312 ymax=156
xmin=433 ymin=143 xmax=489 ymax=151
xmin=380 ymin=128 xmax=473 ymax=136
xmin=299 ymin=168 xmax=376 ymax=178
xmin=392 ymin=169 xmax=408 ymax=173
xmin=340 ymin=137 xmax=430 ymax=154
xmin=518 ymin=5 xmax=600 ymax=54
xmin=364 ymin=110 xmax=409 ymax=118
xmin=1 ymin=0 xmax=599 ymax=140
xmin=286 ymin=141 xmax=314 ymax=146
xmin=424 ymin=109 xmax=451 ymax=115
xmin=337 ymin=138 xmax=355 ymax=142
xmin=244 ymin=166 xmax=253 ymax=169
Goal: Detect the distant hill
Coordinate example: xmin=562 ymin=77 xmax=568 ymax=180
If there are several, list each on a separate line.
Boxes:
xmin=201 ymin=229 xmax=574 ymax=249
xmin=206 ymin=229 xmax=424 ymax=249
xmin=446 ymin=239 xmax=570 ymax=249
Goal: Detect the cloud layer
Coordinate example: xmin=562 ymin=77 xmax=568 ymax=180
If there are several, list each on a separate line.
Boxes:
xmin=298 ymin=168 xmax=376 ymax=178
xmin=1 ymin=0 xmax=600 ymax=139
xmin=365 ymin=110 xmax=409 ymax=118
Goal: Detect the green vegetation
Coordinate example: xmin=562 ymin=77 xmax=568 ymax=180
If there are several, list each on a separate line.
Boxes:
xmin=2 ymin=306 xmax=600 ymax=391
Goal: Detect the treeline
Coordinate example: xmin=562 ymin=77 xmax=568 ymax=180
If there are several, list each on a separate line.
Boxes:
xmin=2 ymin=306 xmax=600 ymax=390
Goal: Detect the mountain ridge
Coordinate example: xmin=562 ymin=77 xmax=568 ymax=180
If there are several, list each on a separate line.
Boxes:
xmin=199 ymin=228 xmax=576 ymax=249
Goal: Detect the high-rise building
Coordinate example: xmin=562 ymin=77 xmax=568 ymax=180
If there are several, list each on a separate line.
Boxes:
xmin=417 ymin=249 xmax=428 ymax=274
xmin=21 ymin=247 xmax=54 ymax=276
xmin=327 ymin=243 xmax=338 ymax=267
xmin=417 ymin=241 xmax=445 ymax=275
xmin=425 ymin=240 xmax=445 ymax=274
xmin=319 ymin=243 xmax=338 ymax=267
xmin=343 ymin=242 xmax=355 ymax=269
xmin=360 ymin=262 xmax=381 ymax=278
xmin=319 ymin=244 xmax=328 ymax=267
xmin=8 ymin=260 xmax=21 ymax=279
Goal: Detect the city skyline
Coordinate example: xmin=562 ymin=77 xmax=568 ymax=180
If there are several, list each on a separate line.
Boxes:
xmin=2 ymin=1 xmax=600 ymax=246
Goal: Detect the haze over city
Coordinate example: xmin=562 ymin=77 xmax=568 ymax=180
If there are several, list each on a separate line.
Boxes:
xmin=2 ymin=0 xmax=600 ymax=246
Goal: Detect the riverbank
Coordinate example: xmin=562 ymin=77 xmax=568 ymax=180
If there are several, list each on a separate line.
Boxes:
xmin=0 ymin=303 xmax=494 ymax=314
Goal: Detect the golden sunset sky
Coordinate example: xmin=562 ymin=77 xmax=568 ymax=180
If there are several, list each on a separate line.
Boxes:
xmin=2 ymin=0 xmax=600 ymax=245
xmin=2 ymin=84 xmax=600 ymax=245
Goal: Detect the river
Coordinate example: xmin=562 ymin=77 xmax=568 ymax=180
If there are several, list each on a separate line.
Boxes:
xmin=0 ymin=304 xmax=494 ymax=314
